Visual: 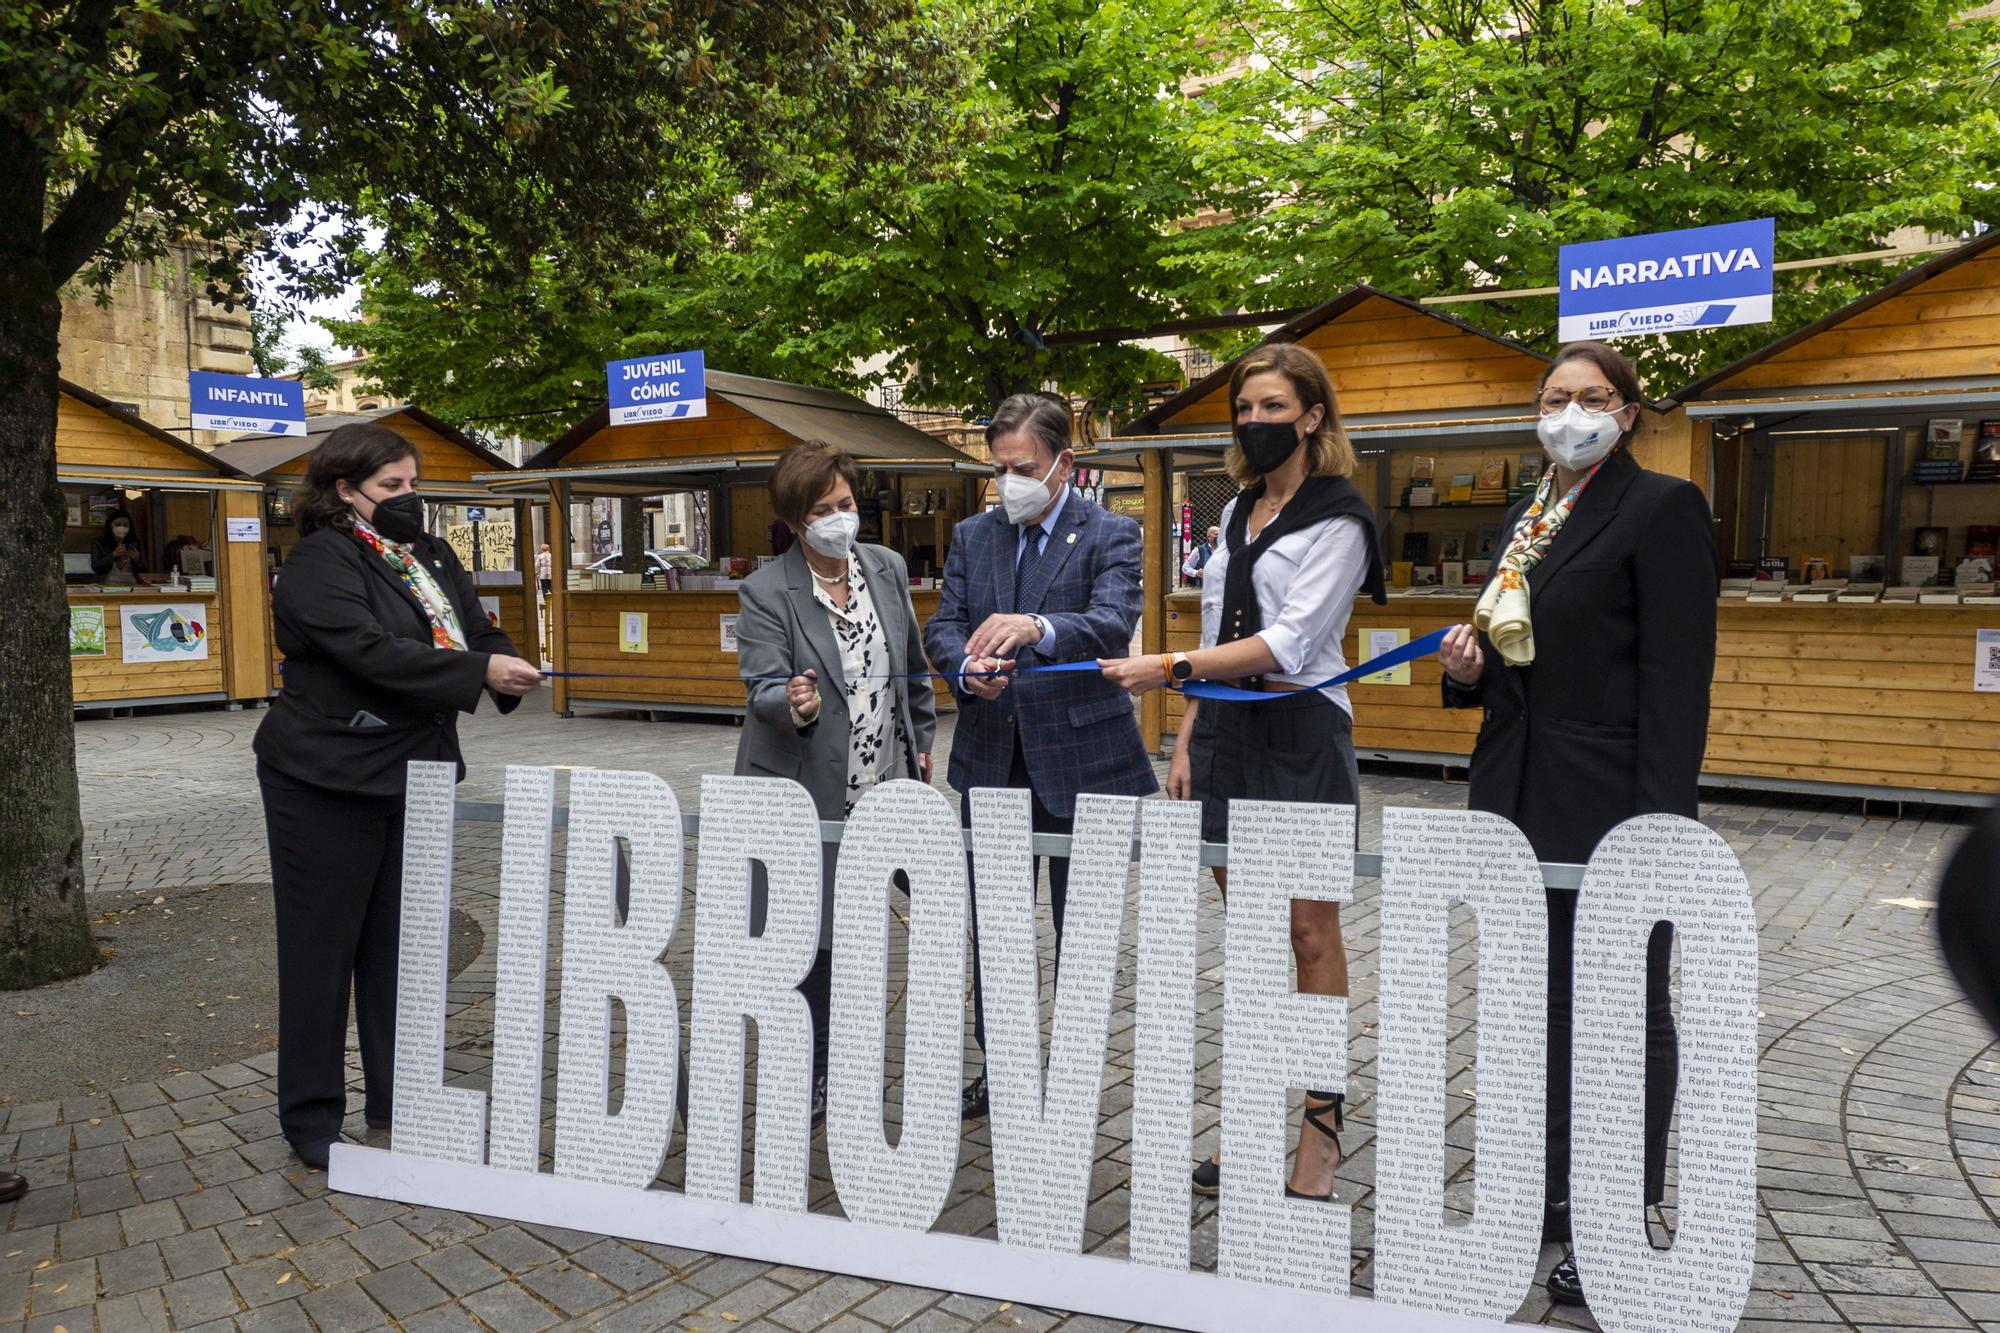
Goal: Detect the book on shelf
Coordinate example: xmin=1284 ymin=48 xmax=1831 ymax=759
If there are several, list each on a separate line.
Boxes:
xmin=1914 ymin=461 xmax=1966 ymax=484
xmin=1848 ymin=554 xmax=1886 ymax=584
xmin=1439 ymin=530 xmax=1466 ymax=562
xmin=1961 ymin=581 xmax=1999 ymax=598
xmin=1441 ymin=561 xmax=1465 ymax=588
xmin=1447 ymin=472 xmax=1476 ymax=504
xmin=1838 ymin=587 xmax=1883 ymax=604
xmin=1913 ymin=526 xmax=1948 ymax=557
xmin=1975 ymin=421 xmax=2000 ymax=482
xmin=1408 ymin=456 xmax=1436 ymax=486
xmin=1968 ymin=525 xmax=1999 ymax=558
xmin=1512 ymin=453 xmax=1544 ymax=497
xmin=1921 ymin=588 xmax=1964 ymax=605
xmin=1956 ymin=555 xmax=1996 ymax=586
xmin=1470 ymin=457 xmax=1508 ymax=501
xmin=1792 ymin=589 xmax=1836 ymax=603
xmin=1475 ymin=523 xmax=1502 ymax=556
xmin=1390 ymin=560 xmax=1413 ymax=588
xmin=1466 ymin=557 xmax=1491 ymax=584
xmin=1719 ymin=577 xmax=1756 ymax=593
xmin=1725 ymin=559 xmax=1758 ymax=580
xmin=1756 ymin=555 xmax=1790 ymax=581
xmin=1801 ymin=554 xmax=1834 ymax=584
xmin=1901 ymin=555 xmax=1941 ymax=586
xmin=1407 ymin=485 xmax=1437 ymax=507
xmin=1410 ymin=565 xmax=1441 ymax=587
xmin=1401 ymin=532 xmax=1430 ymax=562
xmin=1747 ymin=584 xmax=1787 ymax=603
xmin=1927 ymin=418 xmax=1964 ymax=458
xmin=1883 ymin=585 xmax=1923 ymax=602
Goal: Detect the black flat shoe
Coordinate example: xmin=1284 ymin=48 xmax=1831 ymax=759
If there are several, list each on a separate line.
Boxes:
xmin=1547 ymin=1253 xmax=1586 ymax=1307
xmin=960 ymin=1073 xmax=989 ymax=1122
xmin=1283 ymin=1184 xmax=1333 ymax=1201
xmin=1191 ymin=1158 xmax=1220 ymax=1197
xmin=810 ymin=1073 xmax=828 ymax=1129
xmin=291 ymin=1137 xmax=335 ymax=1171
xmin=0 ymin=1171 xmax=26 ymax=1204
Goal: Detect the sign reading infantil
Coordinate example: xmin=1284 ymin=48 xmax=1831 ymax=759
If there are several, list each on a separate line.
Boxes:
xmin=333 ymin=766 xmax=1760 ymax=1333
xmin=189 ymin=370 xmax=307 ymax=436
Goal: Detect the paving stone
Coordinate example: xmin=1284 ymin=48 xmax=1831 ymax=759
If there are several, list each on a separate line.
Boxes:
xmin=518 ymin=1261 xmax=621 ymax=1317
xmin=289 ymin=1236 xmax=372 ymax=1288
xmin=96 ymin=1288 xmax=175 ymax=1333
xmin=218 ymin=1215 xmax=292 ymax=1262
xmin=302 ymin=1279 xmax=393 ymax=1332
xmin=359 ymin=1261 xmax=453 ymax=1318
xmin=25 ymin=1256 xmax=95 ymax=1314
xmin=98 ymin=1241 xmax=169 ymax=1297
xmin=568 ymin=1239 xmax=670 ymax=1293
xmin=470 ymin=1224 xmax=563 ymax=1271
xmin=349 ymin=1218 xmax=429 ymax=1268
xmin=769 ymin=1275 xmax=883 ymax=1329
xmin=76 ymin=1172 xmax=142 ymax=1216
xmin=235 ymin=1298 xmax=317 ymax=1332
xmin=163 ymin=1270 xmax=244 ymax=1326
xmin=417 ymin=1242 xmax=507 ymax=1297
xmin=230 ymin=1255 xmax=306 ymax=1308
xmin=56 ymin=1210 xmax=122 ymax=1259
xmin=576 ymin=1280 xmax=711 ymax=1333
xmin=463 ymin=1279 xmax=562 ymax=1333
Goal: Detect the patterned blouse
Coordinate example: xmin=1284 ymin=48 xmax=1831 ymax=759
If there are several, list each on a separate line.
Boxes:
xmin=809 ymin=557 xmax=908 ymax=816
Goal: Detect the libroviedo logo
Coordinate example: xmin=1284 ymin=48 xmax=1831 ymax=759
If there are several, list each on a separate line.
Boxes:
xmin=1557 ymin=220 xmax=1774 ymax=342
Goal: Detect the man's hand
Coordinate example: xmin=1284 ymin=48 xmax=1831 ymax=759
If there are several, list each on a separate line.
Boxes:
xmin=966 ymin=613 xmax=1043 ymax=659
xmin=963 ymin=656 xmax=1015 ymax=701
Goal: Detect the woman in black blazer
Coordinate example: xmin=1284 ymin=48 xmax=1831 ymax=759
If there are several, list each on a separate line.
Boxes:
xmin=254 ymin=423 xmax=542 ymax=1168
xmin=1438 ymin=341 xmax=1716 ymax=1309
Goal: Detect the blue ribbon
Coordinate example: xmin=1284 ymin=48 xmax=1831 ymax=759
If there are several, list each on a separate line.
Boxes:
xmin=541 ymin=627 xmax=1449 ymax=702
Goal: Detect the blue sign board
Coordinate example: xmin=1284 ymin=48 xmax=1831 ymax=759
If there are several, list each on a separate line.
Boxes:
xmin=607 ymin=350 xmax=706 ymax=427
xmin=189 ymin=371 xmax=307 ymax=436
xmin=1557 ymin=218 xmax=1774 ymax=341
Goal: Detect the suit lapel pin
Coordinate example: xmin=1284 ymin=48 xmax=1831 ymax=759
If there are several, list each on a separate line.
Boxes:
xmin=1066 ymin=532 xmax=1077 ymax=544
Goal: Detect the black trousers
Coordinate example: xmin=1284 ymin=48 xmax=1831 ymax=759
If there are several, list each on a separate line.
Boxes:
xmin=258 ymin=763 xmax=405 ymax=1149
xmin=1546 ymin=887 xmax=1679 ymax=1219
xmin=962 ymin=735 xmax=1071 ymax=1056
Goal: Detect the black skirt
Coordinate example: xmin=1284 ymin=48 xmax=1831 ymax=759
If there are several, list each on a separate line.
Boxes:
xmin=1189 ymin=691 xmax=1360 ymax=846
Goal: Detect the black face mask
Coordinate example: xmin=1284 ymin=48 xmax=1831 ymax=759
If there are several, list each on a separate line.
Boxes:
xmin=1236 ymin=418 xmax=1305 ymax=474
xmin=364 ymin=491 xmax=427 ymax=543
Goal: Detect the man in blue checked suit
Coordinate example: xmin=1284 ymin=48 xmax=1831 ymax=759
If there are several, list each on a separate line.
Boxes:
xmin=924 ymin=393 xmax=1156 ymax=1121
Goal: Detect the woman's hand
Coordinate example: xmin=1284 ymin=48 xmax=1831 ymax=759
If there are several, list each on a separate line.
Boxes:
xmin=786 ymin=669 xmax=821 ymax=719
xmin=485 ymin=655 xmax=544 ymax=695
xmin=1098 ymin=655 xmax=1167 ymax=697
xmin=1439 ymin=624 xmax=1485 ymax=686
xmin=1167 ymin=746 xmax=1192 ymax=801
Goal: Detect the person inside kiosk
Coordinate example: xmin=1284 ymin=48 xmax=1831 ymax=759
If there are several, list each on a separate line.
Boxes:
xmin=89 ymin=508 xmax=150 ymax=585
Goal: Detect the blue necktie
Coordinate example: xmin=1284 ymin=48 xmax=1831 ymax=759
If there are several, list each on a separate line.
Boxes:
xmin=1014 ymin=526 xmax=1044 ymax=614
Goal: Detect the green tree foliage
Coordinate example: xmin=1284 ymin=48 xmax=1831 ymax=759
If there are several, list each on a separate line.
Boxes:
xmin=338 ymin=0 xmax=1258 ymax=430
xmin=1199 ymin=0 xmax=2000 ymax=385
xmin=0 ymin=0 xmax=956 ymax=987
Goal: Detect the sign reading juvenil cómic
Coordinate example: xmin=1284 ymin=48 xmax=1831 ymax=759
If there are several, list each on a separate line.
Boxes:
xmin=607 ymin=350 xmax=706 ymax=426
xmin=330 ymin=766 xmax=1759 ymax=1333
xmin=1557 ymin=218 xmax=1774 ymax=342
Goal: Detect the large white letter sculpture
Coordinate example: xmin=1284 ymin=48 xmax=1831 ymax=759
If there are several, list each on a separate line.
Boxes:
xmin=1373 ymin=807 xmax=1548 ymax=1319
xmin=972 ymin=790 xmax=1136 ymax=1253
xmin=553 ymin=768 xmax=684 ymax=1187
xmin=1219 ymin=800 xmax=1353 ymax=1296
xmin=686 ymin=775 xmax=823 ymax=1210
xmin=825 ymin=780 xmax=968 ymax=1230
xmin=1128 ymin=799 xmax=1202 ymax=1271
xmin=1569 ymin=815 xmax=1757 ymax=1333
xmin=391 ymin=761 xmax=488 ymax=1163
xmin=489 ymin=764 xmax=555 ymax=1173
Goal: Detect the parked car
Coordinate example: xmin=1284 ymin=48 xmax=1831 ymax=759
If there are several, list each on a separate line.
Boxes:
xmin=584 ymin=547 xmax=695 ymax=576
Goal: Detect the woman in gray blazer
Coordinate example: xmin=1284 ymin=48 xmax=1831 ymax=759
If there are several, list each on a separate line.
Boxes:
xmin=734 ymin=440 xmax=938 ymax=1124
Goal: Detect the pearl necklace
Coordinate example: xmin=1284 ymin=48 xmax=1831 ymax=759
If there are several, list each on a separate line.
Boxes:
xmin=809 ymin=560 xmax=849 ymax=586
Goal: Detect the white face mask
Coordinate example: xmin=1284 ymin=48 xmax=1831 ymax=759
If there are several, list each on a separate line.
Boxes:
xmin=997 ymin=455 xmax=1062 ymax=525
xmin=801 ymin=510 xmax=859 ymax=558
xmin=1537 ymin=401 xmax=1623 ymax=471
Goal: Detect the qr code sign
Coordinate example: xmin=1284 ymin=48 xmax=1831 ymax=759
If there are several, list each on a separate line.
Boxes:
xmin=1978 ymin=630 xmax=2000 ymax=692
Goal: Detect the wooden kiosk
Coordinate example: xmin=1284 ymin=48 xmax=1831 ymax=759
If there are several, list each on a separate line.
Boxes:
xmin=213 ymin=407 xmax=527 ymax=689
xmin=1111 ymin=287 xmax=1580 ymax=755
xmin=1676 ymin=230 xmax=2000 ymax=801
xmin=486 ymin=371 xmax=980 ymax=719
xmin=57 ymin=380 xmax=271 ymax=710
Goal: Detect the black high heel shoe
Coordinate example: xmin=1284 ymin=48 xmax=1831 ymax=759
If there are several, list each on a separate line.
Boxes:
xmin=1282 ymin=1092 xmax=1343 ymax=1202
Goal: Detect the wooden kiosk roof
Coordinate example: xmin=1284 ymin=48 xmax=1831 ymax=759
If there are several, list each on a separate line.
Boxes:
xmin=1675 ymin=228 xmax=2000 ymax=419
xmin=496 ymin=370 xmax=976 ymax=491
xmin=213 ymin=405 xmax=516 ymax=500
xmin=58 ymin=379 xmax=260 ymax=490
xmin=1114 ymin=285 xmax=1551 ymax=453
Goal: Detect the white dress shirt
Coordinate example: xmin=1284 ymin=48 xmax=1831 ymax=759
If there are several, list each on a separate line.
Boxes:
xmin=1198 ymin=496 xmax=1371 ymax=713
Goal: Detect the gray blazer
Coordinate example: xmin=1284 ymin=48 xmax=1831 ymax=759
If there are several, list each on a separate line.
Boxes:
xmin=734 ymin=542 xmax=938 ymax=946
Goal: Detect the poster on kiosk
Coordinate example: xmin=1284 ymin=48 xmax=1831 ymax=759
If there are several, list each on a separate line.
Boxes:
xmin=608 ymin=349 xmax=706 ymax=426
xmin=1557 ymin=217 xmax=1774 ymax=341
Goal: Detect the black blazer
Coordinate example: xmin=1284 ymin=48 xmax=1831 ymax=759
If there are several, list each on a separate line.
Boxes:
xmin=1442 ymin=448 xmax=1717 ymax=865
xmin=254 ymin=526 xmax=521 ymax=796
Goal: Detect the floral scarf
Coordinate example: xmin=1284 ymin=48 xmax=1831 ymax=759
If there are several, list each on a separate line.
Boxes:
xmin=1472 ymin=457 xmax=1605 ymax=666
xmin=352 ymin=519 xmax=468 ymax=650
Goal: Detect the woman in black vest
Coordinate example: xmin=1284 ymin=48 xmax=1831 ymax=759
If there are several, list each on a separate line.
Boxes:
xmin=255 ymin=424 xmax=543 ymax=1168
xmin=1101 ymin=341 xmax=1385 ymax=1202
xmin=1439 ymin=340 xmax=1716 ymax=1308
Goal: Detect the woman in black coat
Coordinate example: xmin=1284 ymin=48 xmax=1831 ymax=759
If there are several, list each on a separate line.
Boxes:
xmin=89 ymin=508 xmax=148 ymax=584
xmin=254 ymin=423 xmax=543 ymax=1168
xmin=1438 ymin=341 xmax=1716 ymax=1309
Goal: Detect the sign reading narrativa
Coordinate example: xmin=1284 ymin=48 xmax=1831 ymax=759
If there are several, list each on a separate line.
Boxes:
xmin=188 ymin=370 xmax=307 ymax=436
xmin=1557 ymin=218 xmax=1774 ymax=341
xmin=332 ymin=765 xmax=1760 ymax=1333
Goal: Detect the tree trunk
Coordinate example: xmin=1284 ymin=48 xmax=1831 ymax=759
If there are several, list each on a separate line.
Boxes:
xmin=0 ymin=256 xmax=99 ymax=988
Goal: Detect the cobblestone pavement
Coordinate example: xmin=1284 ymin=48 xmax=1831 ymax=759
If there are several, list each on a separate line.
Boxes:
xmin=2 ymin=691 xmax=1989 ymax=1331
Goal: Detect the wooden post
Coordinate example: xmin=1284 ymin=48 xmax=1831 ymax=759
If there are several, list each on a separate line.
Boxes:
xmin=548 ymin=482 xmax=571 ymax=715
xmin=217 ymin=488 xmax=270 ymax=702
xmin=1140 ymin=448 xmax=1166 ymax=755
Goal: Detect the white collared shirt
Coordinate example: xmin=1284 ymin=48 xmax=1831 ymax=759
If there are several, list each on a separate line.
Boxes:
xmin=1198 ymin=497 xmax=1370 ymax=712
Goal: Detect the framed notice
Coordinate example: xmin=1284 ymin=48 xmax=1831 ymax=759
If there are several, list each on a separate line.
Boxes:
xmin=1362 ymin=628 xmax=1410 ymax=685
xmin=119 ymin=603 xmax=208 ymax=663
xmin=719 ymin=614 xmax=738 ymax=654
xmin=69 ymin=606 xmax=106 ymax=658
xmin=620 ymin=611 xmax=649 ymax=654
xmin=226 ymin=517 xmax=262 ymax=543
xmin=1977 ymin=629 xmax=2000 ymax=692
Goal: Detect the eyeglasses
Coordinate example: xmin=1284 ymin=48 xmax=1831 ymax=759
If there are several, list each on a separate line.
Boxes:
xmin=1539 ymin=386 xmax=1622 ymax=414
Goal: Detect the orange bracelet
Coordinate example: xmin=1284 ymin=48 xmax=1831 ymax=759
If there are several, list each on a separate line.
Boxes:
xmin=1160 ymin=652 xmax=1176 ymax=685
